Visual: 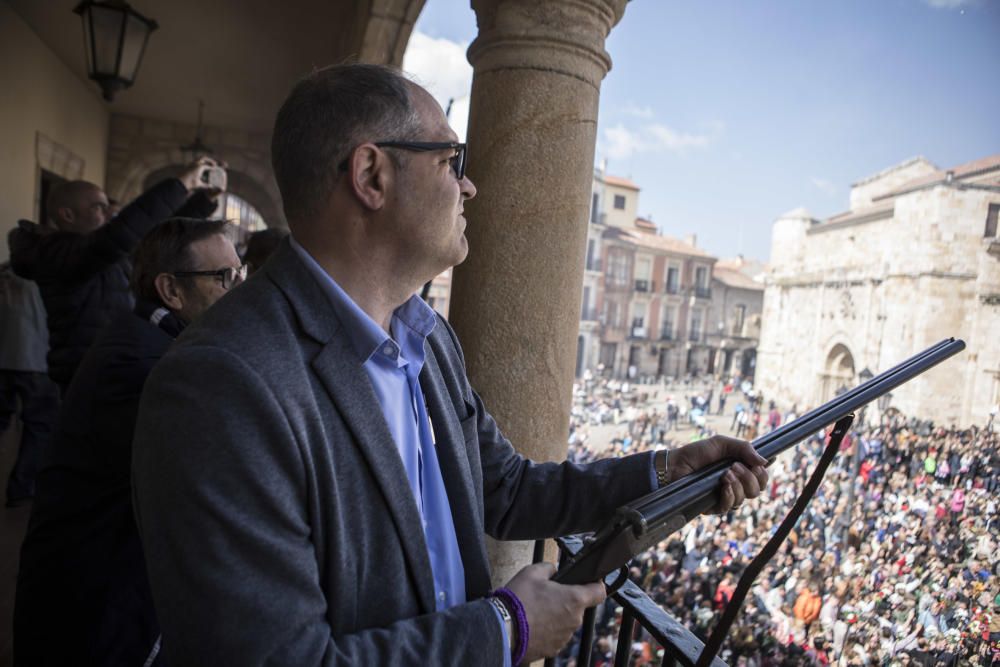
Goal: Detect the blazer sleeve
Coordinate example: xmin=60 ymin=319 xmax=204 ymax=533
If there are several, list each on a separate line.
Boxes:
xmin=132 ymin=345 xmax=508 ymax=666
xmin=430 ymin=315 xmax=656 ymax=541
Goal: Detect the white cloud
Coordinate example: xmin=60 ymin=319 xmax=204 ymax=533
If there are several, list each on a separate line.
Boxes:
xmin=620 ymin=102 xmax=655 ymax=119
xmin=601 ymin=121 xmax=721 ymax=160
xmin=810 ymin=177 xmax=838 ymax=195
xmin=648 ymin=124 xmax=712 ymax=150
xmin=402 ymin=31 xmax=473 ymax=140
xmin=604 ymin=125 xmax=647 ymax=161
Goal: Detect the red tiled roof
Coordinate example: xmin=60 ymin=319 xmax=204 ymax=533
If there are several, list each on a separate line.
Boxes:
xmin=716 ymin=256 xmax=769 ymax=278
xmin=634 ymin=217 xmax=657 ymax=232
xmin=713 ymin=267 xmax=762 ymax=290
xmin=876 ymin=154 xmax=1000 ymax=200
xmin=607 ymin=227 xmax=715 ymax=259
xmin=601 ymin=174 xmax=640 ymax=191
xmin=823 ymin=199 xmax=895 ymax=225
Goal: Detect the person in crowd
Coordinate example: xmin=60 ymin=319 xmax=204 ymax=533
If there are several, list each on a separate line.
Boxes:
xmin=7 ymin=159 xmax=223 ymax=393
xmin=718 ymin=381 xmax=731 ymax=415
xmin=0 ymin=261 xmax=59 ymax=506
xmin=562 ymin=379 xmax=998 ymax=666
xmin=130 ymin=63 xmax=769 ymax=666
xmin=13 ymin=218 xmax=244 ymax=667
xmin=242 ymin=226 xmax=289 ymax=274
xmin=793 ymin=579 xmax=823 ymax=630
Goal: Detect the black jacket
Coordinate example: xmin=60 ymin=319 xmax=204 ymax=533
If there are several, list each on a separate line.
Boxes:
xmin=8 ymin=179 xmax=213 ymax=389
xmin=13 ymin=302 xmax=184 ymax=667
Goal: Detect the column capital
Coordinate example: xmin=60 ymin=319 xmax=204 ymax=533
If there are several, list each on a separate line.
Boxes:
xmin=468 ymin=0 xmax=628 ymax=89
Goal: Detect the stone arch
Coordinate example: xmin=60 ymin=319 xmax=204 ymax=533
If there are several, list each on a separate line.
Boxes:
xmin=103 ymin=115 xmax=285 ymax=229
xmin=110 ymin=146 xmax=284 ymax=230
xmin=821 ymin=342 xmax=855 ymax=401
xmin=141 ymin=164 xmax=279 ymax=230
xmin=355 ymin=0 xmax=426 ymax=66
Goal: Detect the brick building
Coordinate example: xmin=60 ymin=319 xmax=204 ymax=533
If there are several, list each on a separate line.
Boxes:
xmin=577 ymin=169 xmax=764 ymax=380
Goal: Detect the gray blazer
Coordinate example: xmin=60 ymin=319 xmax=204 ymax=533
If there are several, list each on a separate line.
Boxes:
xmin=132 ymin=240 xmax=654 ymax=666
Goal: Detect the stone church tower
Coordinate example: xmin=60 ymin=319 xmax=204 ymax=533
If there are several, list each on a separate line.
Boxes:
xmin=757 ymin=155 xmax=1000 ymax=426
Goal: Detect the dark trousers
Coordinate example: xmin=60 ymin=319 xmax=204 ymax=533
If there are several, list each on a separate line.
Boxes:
xmin=0 ymin=370 xmax=59 ymax=503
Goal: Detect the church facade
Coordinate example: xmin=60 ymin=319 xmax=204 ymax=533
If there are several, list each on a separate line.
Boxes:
xmin=757 ymin=155 xmax=1000 ymax=426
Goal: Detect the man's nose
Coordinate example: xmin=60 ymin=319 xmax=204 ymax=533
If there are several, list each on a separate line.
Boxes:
xmin=461 ymin=174 xmax=477 ymax=200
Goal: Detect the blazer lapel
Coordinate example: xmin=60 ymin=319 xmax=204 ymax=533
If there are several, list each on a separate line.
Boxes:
xmin=266 ymin=242 xmax=437 ymax=613
xmin=420 ymin=348 xmax=493 ymax=598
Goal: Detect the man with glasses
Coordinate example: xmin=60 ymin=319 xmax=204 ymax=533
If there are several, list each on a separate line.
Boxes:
xmin=132 ymin=64 xmax=767 ymax=666
xmin=8 ymin=159 xmax=224 ymax=395
xmin=14 ymin=218 xmax=243 ymax=667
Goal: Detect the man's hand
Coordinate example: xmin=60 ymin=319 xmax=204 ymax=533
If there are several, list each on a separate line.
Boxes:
xmin=504 ymin=562 xmax=606 ymax=663
xmin=665 ymin=435 xmax=769 ymax=514
xmin=178 ymin=157 xmax=227 ymax=196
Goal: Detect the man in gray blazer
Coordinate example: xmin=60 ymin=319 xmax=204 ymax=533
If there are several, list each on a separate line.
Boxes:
xmin=132 ymin=63 xmax=768 ymax=666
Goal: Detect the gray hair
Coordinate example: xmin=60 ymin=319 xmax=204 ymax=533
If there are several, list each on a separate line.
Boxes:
xmin=270 ymin=63 xmax=422 ymax=226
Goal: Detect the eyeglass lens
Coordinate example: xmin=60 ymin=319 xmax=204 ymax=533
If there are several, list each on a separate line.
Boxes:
xmin=450 ymin=147 xmax=466 ymax=180
xmin=223 ymin=265 xmax=247 ymax=289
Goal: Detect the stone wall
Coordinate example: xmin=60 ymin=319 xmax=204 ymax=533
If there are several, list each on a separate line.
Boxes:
xmin=0 ymin=3 xmax=109 ymax=257
xmin=849 ymin=157 xmax=936 ymax=211
xmin=759 ymin=181 xmax=1000 ymax=425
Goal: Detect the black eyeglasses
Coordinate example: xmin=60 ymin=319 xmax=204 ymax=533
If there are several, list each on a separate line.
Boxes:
xmin=173 ymin=264 xmax=247 ymax=290
xmin=338 ymin=141 xmax=468 ymax=180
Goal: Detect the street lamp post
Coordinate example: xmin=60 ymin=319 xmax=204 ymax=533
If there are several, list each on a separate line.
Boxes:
xmin=877 ymin=391 xmax=893 ymax=426
xmin=857 ymin=368 xmax=873 ymax=427
xmin=841 ymin=368 xmax=872 ymax=549
xmin=74 ymin=0 xmax=158 ymax=101
xmin=842 ymin=386 xmax=892 ymax=547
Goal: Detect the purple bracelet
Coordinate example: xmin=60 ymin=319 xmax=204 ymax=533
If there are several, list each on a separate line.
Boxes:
xmin=491 ymin=587 xmax=529 ymax=666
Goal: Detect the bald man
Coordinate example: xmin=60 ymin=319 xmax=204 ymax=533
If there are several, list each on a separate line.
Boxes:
xmin=8 ymin=161 xmax=223 ymax=392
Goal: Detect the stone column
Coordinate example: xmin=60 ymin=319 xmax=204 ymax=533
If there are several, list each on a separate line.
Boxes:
xmin=449 ymin=0 xmax=628 ymax=586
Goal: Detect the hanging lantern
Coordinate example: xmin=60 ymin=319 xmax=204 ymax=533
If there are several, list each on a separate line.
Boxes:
xmin=74 ymin=0 xmax=158 ymax=102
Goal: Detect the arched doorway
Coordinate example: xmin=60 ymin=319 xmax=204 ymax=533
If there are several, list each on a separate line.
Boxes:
xmin=821 ymin=343 xmax=855 ymax=402
xmin=142 ymin=166 xmax=271 ymax=253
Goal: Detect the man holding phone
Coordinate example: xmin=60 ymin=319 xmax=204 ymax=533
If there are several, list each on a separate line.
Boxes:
xmin=8 ymin=158 xmax=225 ymax=394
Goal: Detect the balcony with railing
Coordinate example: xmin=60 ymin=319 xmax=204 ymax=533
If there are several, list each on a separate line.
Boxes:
xmin=688 ymin=328 xmax=703 ymax=343
xmin=634 ymin=279 xmax=649 ymax=292
xmin=659 ymin=328 xmax=674 ymax=342
xmin=629 ymin=325 xmax=647 ymax=339
xmin=693 ymin=286 xmax=712 ymax=299
xmin=665 ymin=282 xmax=680 ymax=295
xmin=540 ymin=536 xmax=728 ymax=667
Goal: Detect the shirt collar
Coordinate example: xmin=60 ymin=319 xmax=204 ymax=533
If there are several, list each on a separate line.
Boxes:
xmin=289 ymin=236 xmax=437 ymax=362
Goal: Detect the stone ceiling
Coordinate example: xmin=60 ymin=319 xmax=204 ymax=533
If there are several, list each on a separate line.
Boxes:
xmin=7 ymin=0 xmax=408 ymax=131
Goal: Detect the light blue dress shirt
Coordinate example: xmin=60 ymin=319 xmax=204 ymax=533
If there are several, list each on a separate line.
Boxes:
xmin=289 ymin=239 xmax=511 ymax=664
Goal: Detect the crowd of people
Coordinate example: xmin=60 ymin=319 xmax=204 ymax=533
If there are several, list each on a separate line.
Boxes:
xmin=1 ymin=159 xmax=289 ymax=664
xmin=564 ymin=376 xmax=999 ymax=666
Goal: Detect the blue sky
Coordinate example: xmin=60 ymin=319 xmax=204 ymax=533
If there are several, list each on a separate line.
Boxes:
xmin=404 ymin=0 xmax=1000 ymax=262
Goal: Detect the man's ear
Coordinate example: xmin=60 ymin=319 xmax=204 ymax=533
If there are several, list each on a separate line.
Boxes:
xmin=53 ymin=207 xmax=74 ymax=228
xmin=153 ymin=273 xmax=185 ymax=311
xmin=347 ymin=143 xmax=391 ymax=211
